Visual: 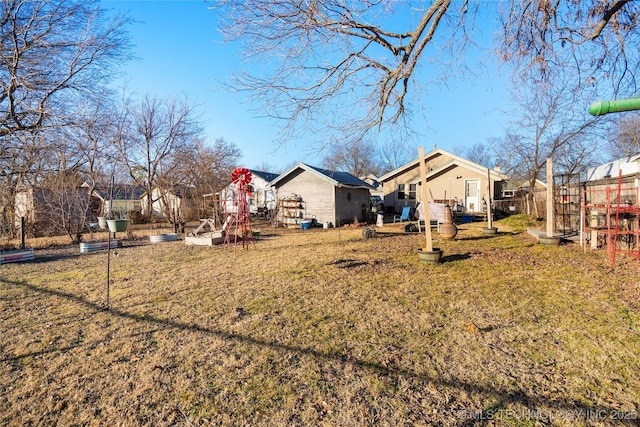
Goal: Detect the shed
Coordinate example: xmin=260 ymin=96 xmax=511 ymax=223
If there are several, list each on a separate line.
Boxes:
xmin=269 ymin=163 xmax=376 ymax=227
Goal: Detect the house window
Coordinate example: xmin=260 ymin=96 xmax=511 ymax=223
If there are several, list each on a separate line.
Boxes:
xmin=397 ymin=184 xmax=406 ymax=200
xmin=398 ymin=183 xmax=416 ymax=200
xmin=408 ymin=184 xmax=417 ymax=200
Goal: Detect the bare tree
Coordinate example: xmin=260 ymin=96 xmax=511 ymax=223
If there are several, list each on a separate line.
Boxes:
xmin=252 ymin=161 xmax=284 ymax=175
xmin=60 ymin=92 xmax=127 ymax=225
xmin=609 ymin=115 xmax=640 ymax=159
xmin=499 ymin=0 xmax=640 ymax=97
xmin=37 ymin=169 xmax=90 ymax=244
xmin=494 ymin=76 xmax=601 ymax=216
xmin=118 ymin=95 xmax=202 ymax=217
xmin=0 ymin=0 xmax=132 ymax=137
xmin=213 ymin=0 xmax=480 ymax=142
xmin=162 ymin=137 xmax=241 ymax=219
xmin=379 ymin=138 xmax=415 ymax=173
xmin=322 ymin=139 xmax=382 ymax=177
xmin=212 ymin=1 xmax=639 ymax=146
xmin=454 ymin=141 xmax=495 ymax=168
xmin=0 ymin=0 xmax=131 ymax=235
xmin=0 ymin=130 xmax=50 ymax=236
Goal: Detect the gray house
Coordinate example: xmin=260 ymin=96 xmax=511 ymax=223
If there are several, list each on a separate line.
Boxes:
xmin=269 ymin=162 xmax=375 ymax=227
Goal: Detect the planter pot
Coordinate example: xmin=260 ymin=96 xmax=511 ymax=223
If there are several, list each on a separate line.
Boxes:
xmin=439 ymin=206 xmax=458 ymax=239
xmin=0 ymin=248 xmax=35 ymax=264
xmin=482 ymin=226 xmax=498 ymax=235
xmin=97 ymin=217 xmax=108 ymax=229
xmin=149 ymin=233 xmax=178 ymax=244
xmin=79 ymin=240 xmax=121 ymax=253
xmin=539 ymin=235 xmax=561 ymax=246
xmin=106 ymin=219 xmax=130 ymax=233
xmin=417 ymin=247 xmax=443 ymax=264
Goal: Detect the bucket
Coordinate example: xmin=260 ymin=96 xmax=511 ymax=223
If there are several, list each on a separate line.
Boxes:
xmin=97 ymin=217 xmax=107 ymax=228
xmin=106 ymin=219 xmax=130 ymax=233
xmin=301 ymin=220 xmax=311 ymax=230
xmin=460 ymin=215 xmax=473 ymax=224
xmin=323 ymin=222 xmax=332 ymax=229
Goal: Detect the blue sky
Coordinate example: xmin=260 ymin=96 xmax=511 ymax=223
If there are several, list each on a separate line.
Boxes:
xmin=104 ymin=0 xmax=515 ymax=172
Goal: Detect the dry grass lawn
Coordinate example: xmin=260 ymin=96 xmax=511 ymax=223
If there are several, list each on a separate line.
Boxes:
xmin=1 ymin=216 xmax=640 ymax=426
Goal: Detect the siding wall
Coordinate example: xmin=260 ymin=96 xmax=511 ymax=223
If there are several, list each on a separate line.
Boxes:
xmin=382 ymin=160 xmax=503 ymax=213
xmin=334 ymin=186 xmax=371 ymax=225
xmin=277 ymin=169 xmax=336 ymax=224
xmin=275 ymin=169 xmax=372 ymax=225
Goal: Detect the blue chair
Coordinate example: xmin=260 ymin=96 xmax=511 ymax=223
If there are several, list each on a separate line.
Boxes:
xmin=393 ymin=206 xmax=411 ymax=222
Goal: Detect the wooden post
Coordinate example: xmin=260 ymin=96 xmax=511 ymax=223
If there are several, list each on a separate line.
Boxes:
xmin=20 ymin=216 xmax=25 ymax=250
xmin=418 ymin=147 xmax=433 ymax=251
xmin=546 ymin=157 xmax=554 ymax=238
xmin=486 ymin=168 xmax=493 ymax=229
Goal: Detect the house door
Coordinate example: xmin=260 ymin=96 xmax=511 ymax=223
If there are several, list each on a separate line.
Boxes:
xmin=465 ymin=179 xmax=481 ymax=212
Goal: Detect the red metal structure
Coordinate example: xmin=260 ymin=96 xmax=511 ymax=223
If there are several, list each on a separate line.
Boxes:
xmin=224 ymin=167 xmax=254 ymax=252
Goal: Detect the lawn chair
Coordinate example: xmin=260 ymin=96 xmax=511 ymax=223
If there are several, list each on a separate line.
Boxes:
xmin=393 ymin=206 xmax=411 ymax=222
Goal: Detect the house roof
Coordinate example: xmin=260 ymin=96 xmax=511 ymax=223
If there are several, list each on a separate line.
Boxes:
xmin=249 ymin=169 xmax=279 ymax=183
xmin=586 ymin=153 xmax=640 ymax=181
xmin=502 ymin=178 xmax=547 ymax=191
xmin=269 ymin=162 xmax=376 ymax=190
xmin=359 ymin=174 xmax=382 ymax=189
xmin=86 ymin=183 xmax=146 ymax=201
xmin=139 ymin=185 xmax=194 ymax=199
xmin=379 ymin=148 xmax=509 ymax=183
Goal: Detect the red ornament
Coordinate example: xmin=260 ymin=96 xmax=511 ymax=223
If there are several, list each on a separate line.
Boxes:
xmin=231 ymin=167 xmax=252 ymax=186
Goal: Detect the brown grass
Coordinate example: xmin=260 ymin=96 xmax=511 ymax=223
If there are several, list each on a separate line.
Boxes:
xmin=1 ymin=219 xmax=640 ymax=426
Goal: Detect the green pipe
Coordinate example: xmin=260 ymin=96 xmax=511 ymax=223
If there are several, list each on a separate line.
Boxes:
xmin=588 ymin=97 xmax=640 ymax=116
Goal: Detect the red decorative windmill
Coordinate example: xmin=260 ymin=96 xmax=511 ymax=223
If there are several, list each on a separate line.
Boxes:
xmin=224 ymin=167 xmax=254 ymax=251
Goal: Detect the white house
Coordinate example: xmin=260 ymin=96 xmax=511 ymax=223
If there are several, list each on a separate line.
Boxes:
xmin=140 ymin=186 xmax=196 ymax=219
xmin=220 ymin=169 xmax=279 ymax=216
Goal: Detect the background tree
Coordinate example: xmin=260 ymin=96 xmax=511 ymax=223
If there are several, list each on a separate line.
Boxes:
xmin=37 ymin=168 xmax=90 ymax=244
xmin=0 ymin=0 xmax=131 ymax=234
xmin=61 ymin=92 xmax=126 ymax=216
xmin=494 ymin=74 xmax=601 ymax=216
xmin=454 ymin=141 xmax=495 ymax=168
xmin=117 ymin=95 xmax=202 ymax=217
xmin=322 ymin=139 xmax=382 ymax=177
xmin=252 ymin=161 xmax=283 ymax=175
xmin=164 ymin=137 xmax=241 ymax=219
xmin=609 ymin=115 xmax=640 ymax=159
xmin=378 ymin=138 xmax=415 ymax=174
